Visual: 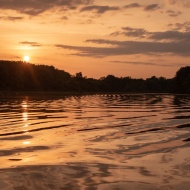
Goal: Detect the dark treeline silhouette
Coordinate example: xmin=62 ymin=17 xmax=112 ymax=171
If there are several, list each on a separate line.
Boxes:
xmin=0 ymin=60 xmax=189 ymax=93
xmin=174 ymin=66 xmax=190 ymax=94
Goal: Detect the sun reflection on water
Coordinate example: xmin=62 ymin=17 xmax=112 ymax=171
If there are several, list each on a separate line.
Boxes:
xmin=23 ymin=124 xmax=29 ymax=128
xmin=21 ymin=99 xmax=31 ymax=140
xmin=23 ymin=141 xmax=31 ymax=145
xmin=22 ymin=112 xmax=28 ymax=121
xmin=22 ymin=100 xmax=29 ymax=123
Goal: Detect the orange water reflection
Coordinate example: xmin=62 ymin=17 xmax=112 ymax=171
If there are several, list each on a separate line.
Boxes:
xmin=0 ymin=94 xmax=190 ymax=190
xmin=22 ymin=100 xmax=29 ymax=131
xmin=21 ymin=100 xmax=30 ymax=143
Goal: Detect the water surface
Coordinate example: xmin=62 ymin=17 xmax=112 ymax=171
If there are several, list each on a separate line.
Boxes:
xmin=0 ymin=93 xmax=190 ymax=190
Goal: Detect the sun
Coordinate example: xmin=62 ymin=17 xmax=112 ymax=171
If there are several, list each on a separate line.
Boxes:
xmin=23 ymin=55 xmax=30 ymax=62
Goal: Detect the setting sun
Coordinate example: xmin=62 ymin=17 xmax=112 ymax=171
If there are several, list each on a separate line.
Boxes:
xmin=23 ymin=55 xmax=30 ymax=62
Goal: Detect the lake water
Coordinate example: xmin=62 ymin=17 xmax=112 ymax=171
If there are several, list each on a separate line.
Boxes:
xmin=0 ymin=93 xmax=190 ymax=190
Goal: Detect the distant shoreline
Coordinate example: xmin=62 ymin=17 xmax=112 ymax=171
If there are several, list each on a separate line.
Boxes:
xmin=0 ymin=91 xmax=189 ymax=97
xmin=0 ymin=60 xmax=190 ymax=94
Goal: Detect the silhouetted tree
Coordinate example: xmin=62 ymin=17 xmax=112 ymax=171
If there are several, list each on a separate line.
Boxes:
xmin=0 ymin=60 xmax=185 ymax=93
xmin=75 ymin=72 xmax=83 ymax=78
xmin=174 ymin=66 xmax=190 ymax=93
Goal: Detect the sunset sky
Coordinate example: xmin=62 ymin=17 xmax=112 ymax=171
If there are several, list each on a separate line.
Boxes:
xmin=1 ymin=0 xmax=190 ymax=79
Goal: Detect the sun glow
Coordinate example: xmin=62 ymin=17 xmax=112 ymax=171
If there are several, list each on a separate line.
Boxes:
xmin=23 ymin=55 xmax=30 ymax=62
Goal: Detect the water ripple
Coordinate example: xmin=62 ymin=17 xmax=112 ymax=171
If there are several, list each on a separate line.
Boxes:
xmin=0 ymin=93 xmax=190 ymax=189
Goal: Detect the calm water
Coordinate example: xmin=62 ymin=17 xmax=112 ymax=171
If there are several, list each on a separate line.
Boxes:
xmin=0 ymin=93 xmax=190 ymax=190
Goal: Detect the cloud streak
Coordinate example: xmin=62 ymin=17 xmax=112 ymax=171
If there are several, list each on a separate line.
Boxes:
xmin=110 ymin=60 xmax=184 ymax=67
xmin=166 ymin=10 xmax=182 ymax=17
xmin=124 ymin=3 xmax=142 ymax=9
xmin=150 ymin=30 xmax=190 ymax=41
xmin=56 ymin=39 xmax=190 ymax=57
xmin=110 ymin=27 xmax=149 ymax=38
xmin=0 ymin=0 xmax=92 ymax=16
xmin=19 ymin=41 xmax=42 ymax=47
xmin=0 ymin=1 xmax=164 ymax=17
xmin=110 ymin=26 xmax=190 ymax=41
xmin=80 ymin=5 xmax=120 ymax=14
xmin=165 ymin=0 xmax=190 ymax=8
xmin=0 ymin=16 xmax=23 ymax=21
xmin=144 ymin=4 xmax=160 ymax=11
xmin=169 ymin=21 xmax=190 ymax=31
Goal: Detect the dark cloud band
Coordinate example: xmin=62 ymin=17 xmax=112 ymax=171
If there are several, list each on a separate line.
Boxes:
xmin=0 ymin=0 xmax=92 ymax=15
xmin=80 ymin=5 xmax=120 ymax=14
xmin=56 ymin=39 xmax=190 ymax=57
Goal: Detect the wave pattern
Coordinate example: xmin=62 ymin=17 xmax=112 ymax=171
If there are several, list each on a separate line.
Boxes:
xmin=0 ymin=94 xmax=190 ymax=190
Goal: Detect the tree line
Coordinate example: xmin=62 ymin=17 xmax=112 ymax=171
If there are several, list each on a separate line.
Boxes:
xmin=0 ymin=60 xmax=189 ymax=93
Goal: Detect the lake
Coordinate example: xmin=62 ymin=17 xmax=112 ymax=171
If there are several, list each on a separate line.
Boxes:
xmin=0 ymin=93 xmax=190 ymax=190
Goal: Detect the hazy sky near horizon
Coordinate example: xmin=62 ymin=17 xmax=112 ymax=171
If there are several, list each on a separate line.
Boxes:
xmin=1 ymin=0 xmax=190 ymax=79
